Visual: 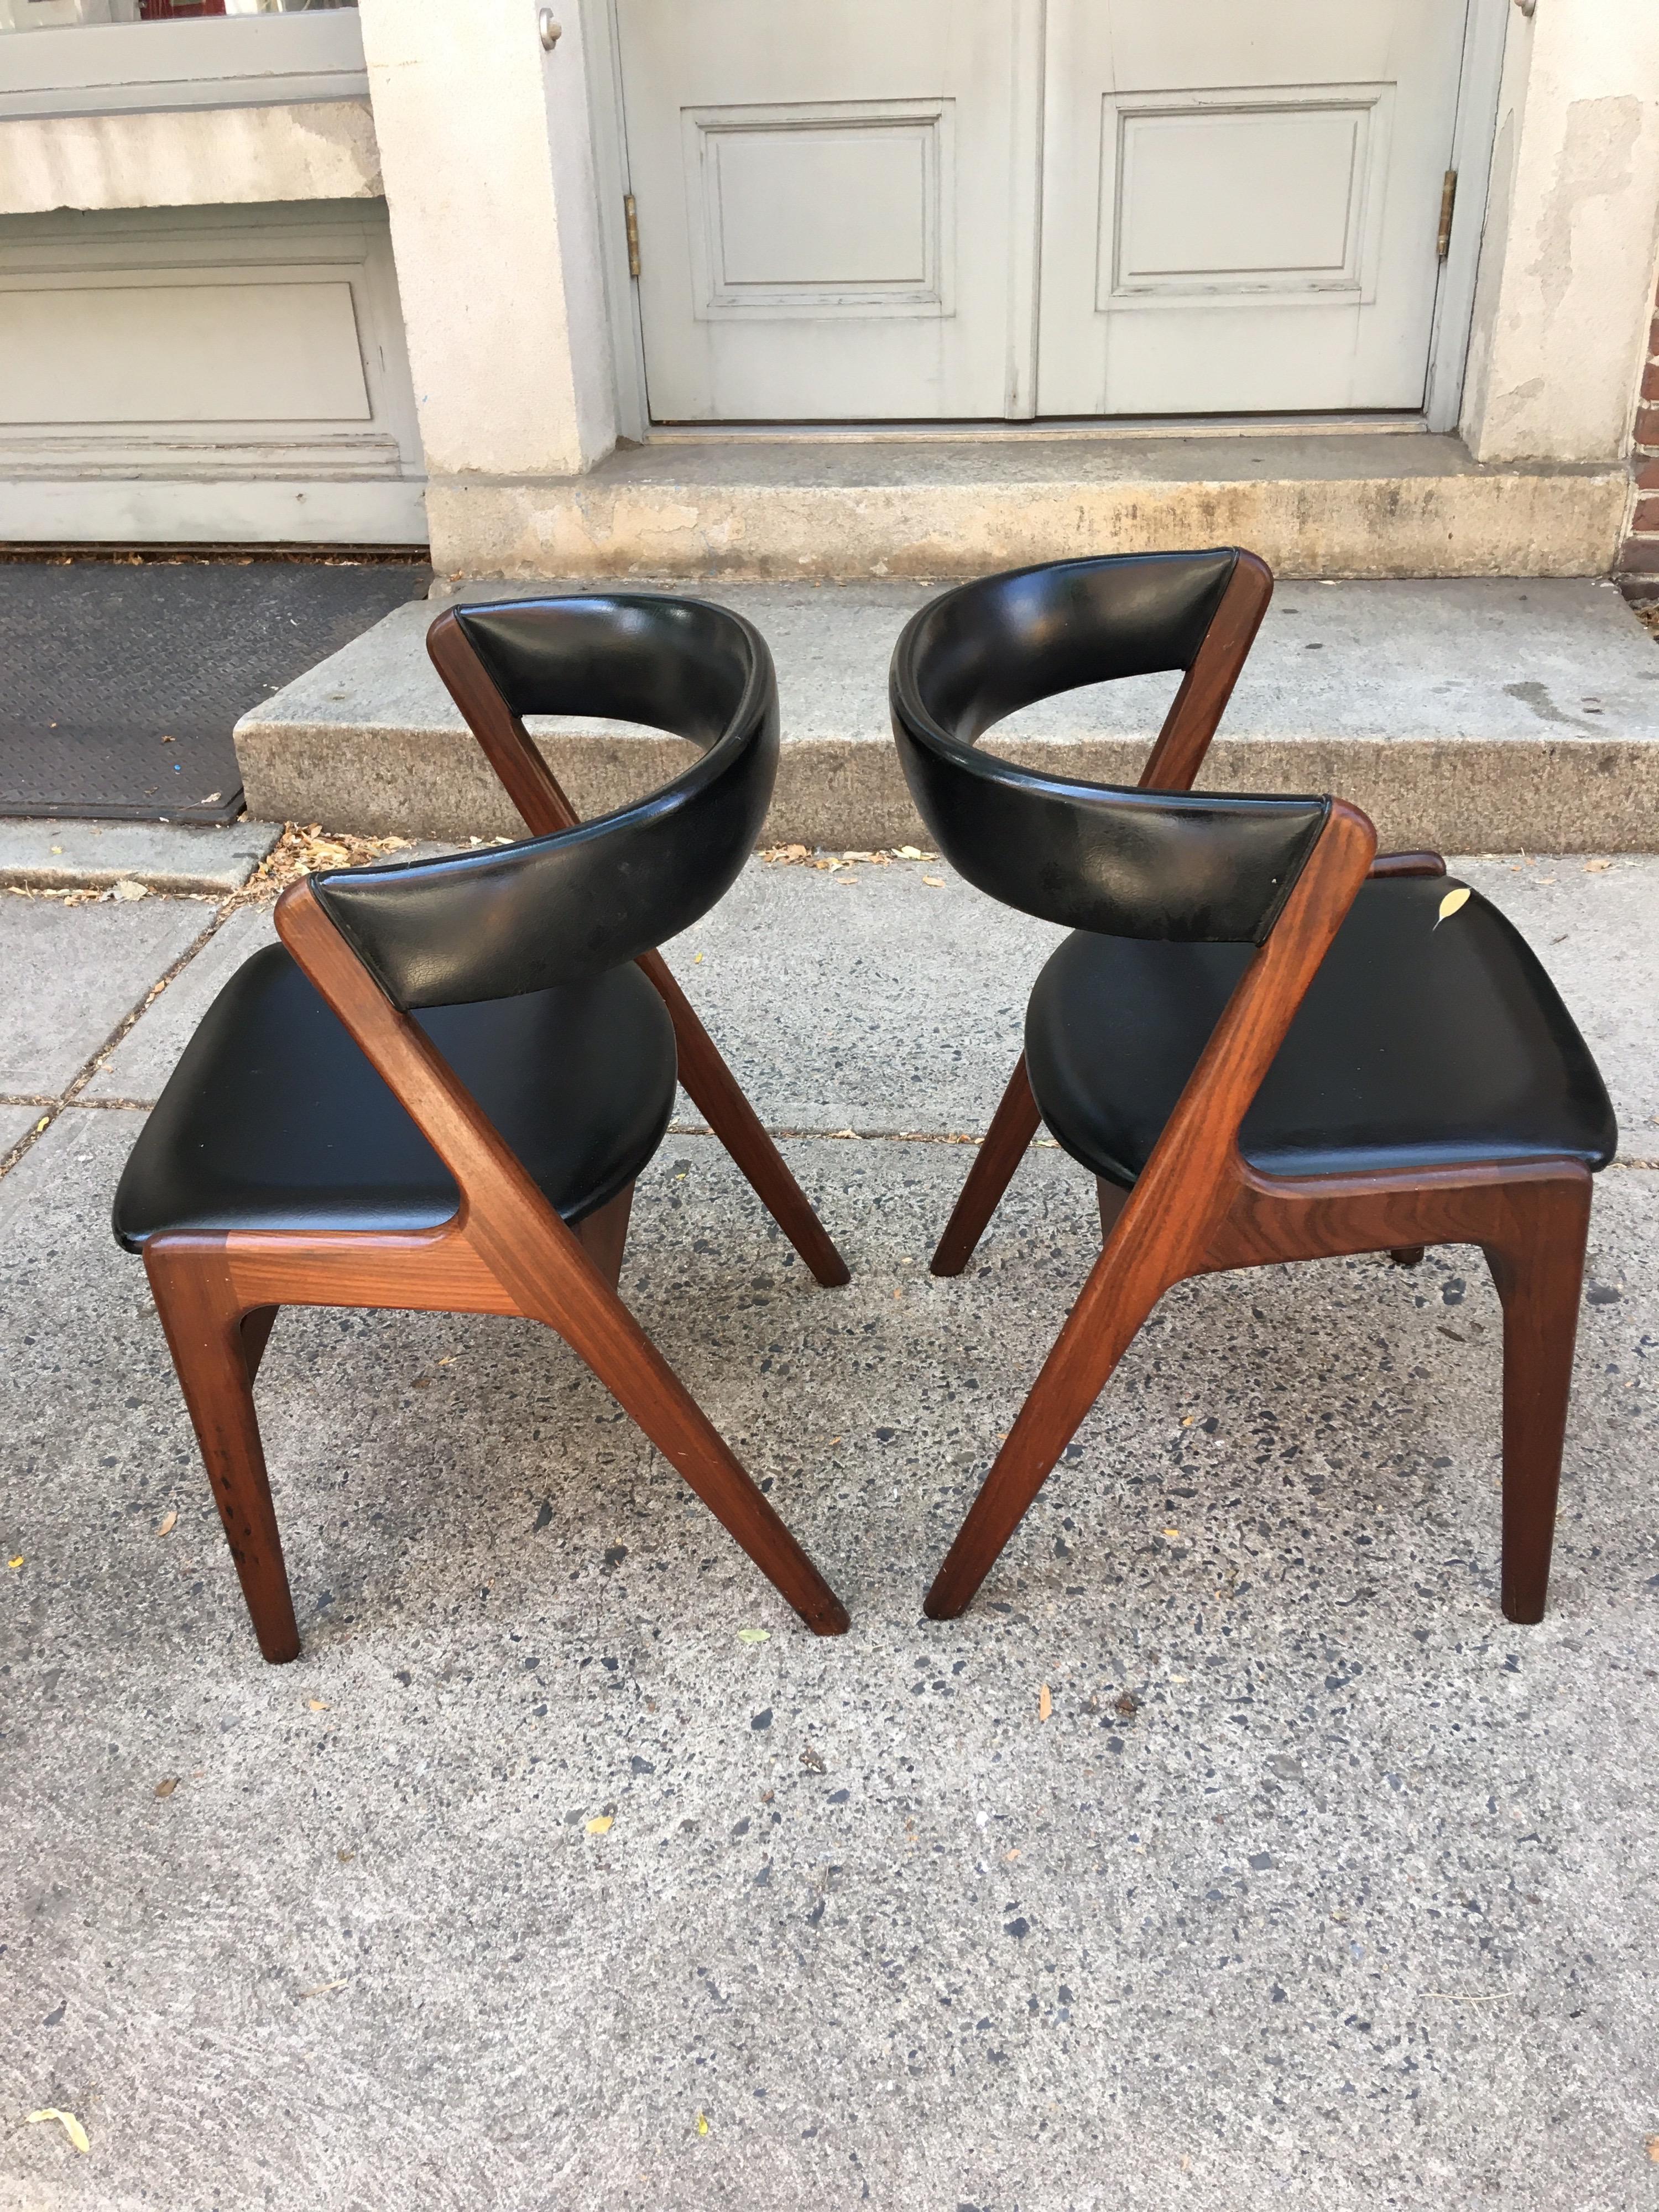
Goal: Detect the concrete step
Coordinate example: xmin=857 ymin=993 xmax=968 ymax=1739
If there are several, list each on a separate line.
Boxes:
xmin=236 ymin=576 xmax=1659 ymax=852
xmin=427 ymin=431 xmax=1626 ymax=584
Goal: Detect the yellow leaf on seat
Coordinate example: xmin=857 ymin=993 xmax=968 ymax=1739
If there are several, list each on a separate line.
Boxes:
xmin=1437 ymin=886 xmax=1471 ymax=925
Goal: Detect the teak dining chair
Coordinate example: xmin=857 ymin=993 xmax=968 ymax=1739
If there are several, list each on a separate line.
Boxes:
xmin=113 ymin=594 xmax=850 ymax=1661
xmin=890 ymin=551 xmax=1616 ymax=1626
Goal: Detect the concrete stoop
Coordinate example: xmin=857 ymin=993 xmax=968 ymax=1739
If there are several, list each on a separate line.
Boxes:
xmin=236 ymin=576 xmax=1659 ymax=854
xmin=424 ymin=432 xmax=1626 ymax=585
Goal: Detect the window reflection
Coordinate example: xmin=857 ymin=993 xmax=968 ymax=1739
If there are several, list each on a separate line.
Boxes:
xmin=0 ymin=0 xmax=356 ymax=27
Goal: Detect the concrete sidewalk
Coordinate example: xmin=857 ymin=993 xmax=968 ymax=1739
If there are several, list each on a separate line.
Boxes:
xmin=2 ymin=851 xmax=1657 ymax=2211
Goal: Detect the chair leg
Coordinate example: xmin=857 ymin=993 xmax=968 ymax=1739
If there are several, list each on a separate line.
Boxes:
xmin=241 ymin=1305 xmax=279 ymax=1383
xmin=930 ymin=1053 xmax=1042 ymax=1277
xmin=638 ymin=949 xmax=851 ymax=1289
xmin=924 ymin=1239 xmax=1168 ymax=1619
xmin=528 ymin=1251 xmax=850 ymax=1636
xmin=574 ymin=1183 xmax=633 ymax=1292
xmin=1481 ymin=1173 xmax=1594 ymax=1625
xmin=144 ymin=1248 xmax=299 ymax=1665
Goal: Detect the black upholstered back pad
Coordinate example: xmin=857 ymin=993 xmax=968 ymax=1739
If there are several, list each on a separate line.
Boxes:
xmin=457 ymin=595 xmax=757 ymax=742
xmin=890 ymin=554 xmax=1328 ymax=945
xmin=905 ymin=552 xmax=1236 ymax=740
xmin=314 ymin=595 xmax=778 ymax=1009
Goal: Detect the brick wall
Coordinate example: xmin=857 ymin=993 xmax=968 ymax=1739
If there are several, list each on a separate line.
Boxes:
xmin=1617 ymin=276 xmax=1659 ymax=597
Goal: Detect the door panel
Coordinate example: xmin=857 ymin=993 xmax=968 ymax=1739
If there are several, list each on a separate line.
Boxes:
xmin=615 ymin=0 xmax=1035 ymax=421
xmin=0 ymin=201 xmax=425 ymax=544
xmin=1036 ymin=0 xmax=1469 ymax=414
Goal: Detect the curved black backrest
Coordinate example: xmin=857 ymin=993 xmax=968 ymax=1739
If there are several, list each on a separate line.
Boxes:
xmin=890 ymin=554 xmax=1329 ymax=945
xmin=312 ymin=594 xmax=777 ymax=1008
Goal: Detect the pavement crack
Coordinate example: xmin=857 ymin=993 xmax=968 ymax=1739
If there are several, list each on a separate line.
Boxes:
xmin=0 ymin=896 xmax=233 ymax=1183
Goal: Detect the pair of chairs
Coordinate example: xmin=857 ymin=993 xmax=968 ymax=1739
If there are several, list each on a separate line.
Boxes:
xmin=112 ymin=552 xmax=1615 ymax=1661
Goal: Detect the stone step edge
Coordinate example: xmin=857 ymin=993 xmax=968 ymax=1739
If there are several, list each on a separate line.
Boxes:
xmin=427 ymin=465 xmax=1628 ymax=582
xmin=235 ymin=724 xmax=1659 ymax=855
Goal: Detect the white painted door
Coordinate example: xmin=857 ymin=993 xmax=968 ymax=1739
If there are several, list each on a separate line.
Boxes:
xmin=1035 ymin=0 xmax=1469 ymax=414
xmin=613 ymin=0 xmax=1042 ymax=421
xmin=614 ymin=0 xmax=1470 ymax=422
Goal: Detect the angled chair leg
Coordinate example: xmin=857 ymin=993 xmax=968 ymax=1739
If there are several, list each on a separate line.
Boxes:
xmin=930 ymin=1053 xmax=1042 ymax=1278
xmin=924 ymin=1238 xmax=1170 ymax=1619
xmin=241 ymin=1305 xmax=279 ymax=1383
xmin=574 ymin=1183 xmax=634 ymax=1293
xmin=521 ymin=1243 xmax=850 ymax=1635
xmin=145 ymin=1248 xmax=299 ymax=1665
xmin=637 ymin=949 xmax=851 ymax=1290
xmin=1481 ymin=1171 xmax=1594 ymax=1624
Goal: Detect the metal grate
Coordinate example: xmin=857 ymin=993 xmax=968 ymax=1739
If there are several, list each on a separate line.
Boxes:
xmin=0 ymin=559 xmax=431 ymax=825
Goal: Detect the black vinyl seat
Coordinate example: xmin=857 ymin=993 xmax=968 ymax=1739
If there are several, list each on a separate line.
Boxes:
xmin=113 ymin=943 xmax=676 ymax=1250
xmin=1026 ymin=873 xmax=1617 ymax=1190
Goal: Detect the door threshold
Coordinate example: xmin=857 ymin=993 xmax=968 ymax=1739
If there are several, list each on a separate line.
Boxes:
xmin=641 ymin=413 xmax=1431 ymax=446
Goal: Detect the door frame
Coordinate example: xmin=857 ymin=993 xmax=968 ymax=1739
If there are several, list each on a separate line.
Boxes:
xmin=1424 ymin=0 xmax=1509 ymax=432
xmin=579 ymin=0 xmax=1509 ymax=441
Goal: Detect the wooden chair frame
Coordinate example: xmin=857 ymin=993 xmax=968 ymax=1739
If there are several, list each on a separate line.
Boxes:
xmin=426 ymin=607 xmax=849 ymax=1290
xmin=922 ymin=565 xmax=1593 ymax=1628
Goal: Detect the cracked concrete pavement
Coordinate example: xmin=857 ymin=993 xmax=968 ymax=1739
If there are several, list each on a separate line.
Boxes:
xmin=2 ymin=851 xmax=1656 ymax=2211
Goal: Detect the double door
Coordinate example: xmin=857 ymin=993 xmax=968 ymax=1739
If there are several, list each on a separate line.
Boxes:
xmin=615 ymin=0 xmax=1472 ymax=421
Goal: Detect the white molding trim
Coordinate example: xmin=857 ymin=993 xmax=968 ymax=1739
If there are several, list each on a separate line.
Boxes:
xmin=0 ymin=13 xmax=366 ymax=122
xmin=1425 ymin=0 xmax=1507 ymax=432
xmin=0 ymin=474 xmax=427 ymax=542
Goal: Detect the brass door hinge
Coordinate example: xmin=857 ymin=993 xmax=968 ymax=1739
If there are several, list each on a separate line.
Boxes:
xmin=624 ymin=194 xmax=640 ymax=279
xmin=1436 ymin=169 xmax=1457 ymax=259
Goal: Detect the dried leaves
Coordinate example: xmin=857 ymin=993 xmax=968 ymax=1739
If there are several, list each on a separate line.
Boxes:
xmin=25 ymin=2109 xmax=89 ymax=2155
xmin=1037 ymin=1684 xmax=1052 ymax=1723
xmin=231 ymin=822 xmax=416 ymax=907
xmin=760 ymin=844 xmax=938 ymax=872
